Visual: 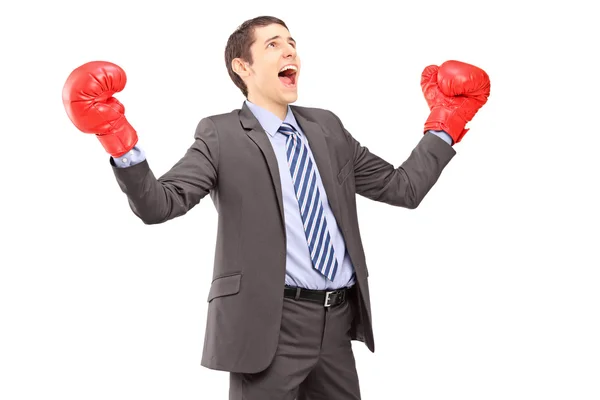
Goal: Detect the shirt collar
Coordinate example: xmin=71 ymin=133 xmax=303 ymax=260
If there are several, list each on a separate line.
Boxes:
xmin=245 ymin=100 xmax=303 ymax=138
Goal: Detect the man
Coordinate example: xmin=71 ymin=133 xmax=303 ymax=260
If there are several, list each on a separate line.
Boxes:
xmin=62 ymin=15 xmax=490 ymax=400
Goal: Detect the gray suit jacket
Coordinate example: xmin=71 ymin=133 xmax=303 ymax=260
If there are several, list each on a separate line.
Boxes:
xmin=111 ymin=101 xmax=456 ymax=373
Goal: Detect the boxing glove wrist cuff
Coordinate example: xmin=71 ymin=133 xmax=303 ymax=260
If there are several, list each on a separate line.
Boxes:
xmin=424 ymin=106 xmax=469 ymax=144
xmin=97 ymin=118 xmax=138 ymax=158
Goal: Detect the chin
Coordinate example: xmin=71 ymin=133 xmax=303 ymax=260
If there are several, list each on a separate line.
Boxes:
xmin=277 ymin=93 xmax=297 ymax=105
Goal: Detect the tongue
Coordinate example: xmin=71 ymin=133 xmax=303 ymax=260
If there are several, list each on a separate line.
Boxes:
xmin=279 ymin=75 xmax=293 ymax=86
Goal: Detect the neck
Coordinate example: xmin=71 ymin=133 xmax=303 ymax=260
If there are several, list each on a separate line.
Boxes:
xmin=247 ymin=95 xmax=287 ymax=121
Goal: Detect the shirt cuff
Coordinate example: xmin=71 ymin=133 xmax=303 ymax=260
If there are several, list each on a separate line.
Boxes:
xmin=112 ymin=145 xmax=147 ymax=168
xmin=427 ymin=130 xmax=453 ymax=146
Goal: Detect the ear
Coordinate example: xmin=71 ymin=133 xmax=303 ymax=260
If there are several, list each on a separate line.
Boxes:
xmin=232 ymin=58 xmax=250 ymax=78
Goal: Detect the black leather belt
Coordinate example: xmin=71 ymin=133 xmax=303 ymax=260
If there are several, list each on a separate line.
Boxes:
xmin=284 ymin=285 xmax=352 ymax=307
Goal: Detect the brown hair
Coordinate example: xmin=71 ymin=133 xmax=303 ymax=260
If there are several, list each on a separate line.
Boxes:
xmin=225 ymin=16 xmax=289 ymax=98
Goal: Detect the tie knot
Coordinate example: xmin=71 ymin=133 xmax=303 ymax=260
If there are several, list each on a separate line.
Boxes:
xmin=278 ymin=122 xmax=298 ymax=137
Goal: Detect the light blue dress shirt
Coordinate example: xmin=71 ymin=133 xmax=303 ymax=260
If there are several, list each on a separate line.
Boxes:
xmin=112 ymin=103 xmax=453 ymax=290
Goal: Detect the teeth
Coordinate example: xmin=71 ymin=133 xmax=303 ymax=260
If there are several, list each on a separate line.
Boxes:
xmin=279 ymin=65 xmax=297 ymax=73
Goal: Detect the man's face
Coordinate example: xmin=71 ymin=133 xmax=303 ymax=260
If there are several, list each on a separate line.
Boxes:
xmin=238 ymin=23 xmax=301 ymax=108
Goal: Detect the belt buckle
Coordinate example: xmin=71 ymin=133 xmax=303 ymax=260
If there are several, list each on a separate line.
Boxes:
xmin=324 ymin=290 xmax=335 ymax=307
xmin=324 ymin=289 xmax=343 ymax=307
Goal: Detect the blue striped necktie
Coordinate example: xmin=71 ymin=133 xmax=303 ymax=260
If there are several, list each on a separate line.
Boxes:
xmin=278 ymin=122 xmax=339 ymax=281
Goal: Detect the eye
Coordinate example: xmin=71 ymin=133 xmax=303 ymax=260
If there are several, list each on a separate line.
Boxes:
xmin=267 ymin=42 xmax=276 ymax=48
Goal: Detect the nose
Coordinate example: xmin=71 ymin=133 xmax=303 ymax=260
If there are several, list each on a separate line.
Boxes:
xmin=283 ymin=43 xmax=296 ymax=58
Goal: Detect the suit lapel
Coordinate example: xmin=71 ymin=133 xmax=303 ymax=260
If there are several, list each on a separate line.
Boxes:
xmin=239 ymin=102 xmax=286 ymax=231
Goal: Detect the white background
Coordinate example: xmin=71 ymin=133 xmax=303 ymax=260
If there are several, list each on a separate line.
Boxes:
xmin=1 ymin=0 xmax=599 ymax=399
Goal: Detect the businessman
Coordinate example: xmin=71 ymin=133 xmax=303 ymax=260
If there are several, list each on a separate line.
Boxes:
xmin=62 ymin=15 xmax=490 ymax=400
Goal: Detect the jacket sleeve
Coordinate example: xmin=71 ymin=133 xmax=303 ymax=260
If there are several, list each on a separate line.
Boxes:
xmin=331 ymin=111 xmax=456 ymax=209
xmin=110 ymin=117 xmax=219 ymax=224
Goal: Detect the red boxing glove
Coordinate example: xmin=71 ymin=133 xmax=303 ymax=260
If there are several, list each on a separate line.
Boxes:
xmin=62 ymin=61 xmax=138 ymax=157
xmin=421 ymin=60 xmax=490 ymax=144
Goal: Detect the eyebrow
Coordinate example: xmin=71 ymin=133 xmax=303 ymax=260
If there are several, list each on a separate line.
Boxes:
xmin=264 ymin=35 xmax=296 ymax=45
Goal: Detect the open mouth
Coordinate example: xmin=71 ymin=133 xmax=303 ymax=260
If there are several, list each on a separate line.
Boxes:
xmin=278 ymin=68 xmax=297 ymax=88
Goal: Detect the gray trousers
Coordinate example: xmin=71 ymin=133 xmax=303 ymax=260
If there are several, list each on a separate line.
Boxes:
xmin=229 ymin=287 xmax=361 ymax=399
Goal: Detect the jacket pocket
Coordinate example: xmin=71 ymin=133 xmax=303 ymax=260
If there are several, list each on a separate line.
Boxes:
xmin=207 ymin=273 xmax=242 ymax=302
xmin=337 ymin=158 xmax=353 ymax=185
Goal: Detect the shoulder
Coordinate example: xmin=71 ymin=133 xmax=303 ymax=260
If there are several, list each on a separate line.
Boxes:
xmin=290 ymin=104 xmax=344 ymax=127
xmin=193 ymin=108 xmax=242 ymax=138
xmin=201 ymin=108 xmax=239 ymax=125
